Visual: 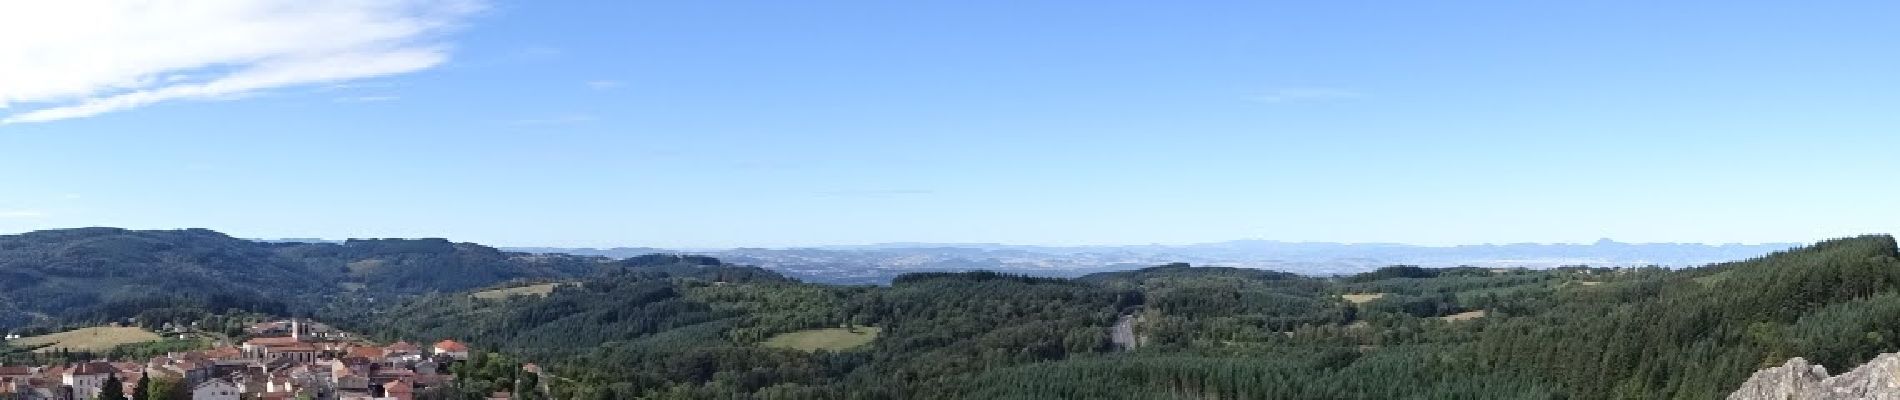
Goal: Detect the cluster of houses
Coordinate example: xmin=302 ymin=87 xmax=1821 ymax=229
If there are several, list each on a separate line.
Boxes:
xmin=1 ymin=319 xmax=478 ymax=400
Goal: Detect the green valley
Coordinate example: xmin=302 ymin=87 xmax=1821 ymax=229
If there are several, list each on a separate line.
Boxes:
xmin=6 ymin=228 xmax=1899 ymax=399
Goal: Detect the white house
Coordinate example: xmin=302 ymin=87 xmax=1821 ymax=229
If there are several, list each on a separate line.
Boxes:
xmin=192 ymin=379 xmax=241 ymax=400
xmin=62 ymin=362 xmax=117 ymax=400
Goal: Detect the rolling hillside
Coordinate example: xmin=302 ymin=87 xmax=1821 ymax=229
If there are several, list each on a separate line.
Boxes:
xmin=370 ymin=235 xmax=1900 ymax=399
xmin=0 ymin=228 xmax=631 ymax=331
xmin=4 ymin=228 xmax=1895 ymax=399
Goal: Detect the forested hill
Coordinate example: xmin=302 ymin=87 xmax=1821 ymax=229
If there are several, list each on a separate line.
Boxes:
xmin=7 ymin=228 xmax=1900 ymax=398
xmin=0 ymin=228 xmax=323 ymax=328
xmin=0 ymin=227 xmax=669 ymax=330
xmin=317 ymin=235 xmax=1900 ymax=399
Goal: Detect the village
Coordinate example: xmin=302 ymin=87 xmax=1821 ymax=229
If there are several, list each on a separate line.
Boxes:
xmin=0 ymin=319 xmax=513 ymax=400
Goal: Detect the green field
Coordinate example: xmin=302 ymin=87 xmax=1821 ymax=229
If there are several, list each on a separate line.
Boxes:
xmin=760 ymin=327 xmax=881 ymax=351
xmin=10 ymin=326 xmax=162 ymax=352
xmin=346 ymin=259 xmax=387 ymax=275
xmin=1692 ymin=270 xmax=1735 ymax=286
xmin=472 ymin=283 xmax=571 ymax=300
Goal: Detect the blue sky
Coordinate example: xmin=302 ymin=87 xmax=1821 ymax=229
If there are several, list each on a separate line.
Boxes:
xmin=2 ymin=1 xmax=1896 ymax=248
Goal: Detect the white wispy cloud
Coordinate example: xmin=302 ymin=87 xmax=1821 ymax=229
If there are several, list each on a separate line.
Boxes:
xmin=0 ymin=1 xmax=483 ymax=124
xmin=0 ymin=210 xmax=46 ymax=218
xmin=319 ymin=81 xmax=402 ymax=92
xmin=1250 ymin=88 xmax=1363 ymax=103
xmin=336 ymin=95 xmax=401 ymax=103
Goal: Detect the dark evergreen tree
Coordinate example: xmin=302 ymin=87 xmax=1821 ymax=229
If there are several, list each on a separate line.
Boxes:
xmin=130 ymin=374 xmax=149 ymax=400
xmin=97 ymin=374 xmax=124 ymax=400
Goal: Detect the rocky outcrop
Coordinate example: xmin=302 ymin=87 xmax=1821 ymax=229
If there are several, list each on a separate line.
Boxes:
xmin=1731 ymin=354 xmax=1900 ymax=399
xmin=1730 ymin=358 xmax=1831 ymax=399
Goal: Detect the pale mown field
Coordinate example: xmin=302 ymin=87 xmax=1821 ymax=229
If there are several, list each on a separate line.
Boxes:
xmin=471 ymin=282 xmax=573 ymax=300
xmin=1437 ymin=310 xmax=1489 ymax=322
xmin=1340 ymin=293 xmax=1386 ymax=304
xmin=10 ymin=326 xmax=161 ymax=352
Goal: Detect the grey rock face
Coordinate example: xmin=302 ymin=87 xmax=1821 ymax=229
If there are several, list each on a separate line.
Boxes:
xmin=1731 ymin=354 xmax=1900 ymax=400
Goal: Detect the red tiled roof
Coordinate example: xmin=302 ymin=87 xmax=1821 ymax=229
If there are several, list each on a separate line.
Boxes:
xmin=266 ymin=343 xmax=319 ymax=352
xmin=143 ymin=369 xmax=181 ymax=380
xmin=384 ymin=379 xmax=414 ymax=393
xmin=69 ymin=362 xmax=118 ymax=375
xmin=347 ymin=346 xmax=384 ymax=359
xmin=386 ymin=341 xmax=419 ymax=352
xmin=206 ymin=346 xmax=243 ymax=359
xmin=433 ymin=340 xmax=468 ymax=352
xmin=247 ymin=337 xmax=303 ymax=346
xmin=0 ymin=366 xmax=31 ymax=375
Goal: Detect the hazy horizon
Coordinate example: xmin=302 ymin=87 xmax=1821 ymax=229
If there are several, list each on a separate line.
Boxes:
xmin=8 ymin=225 xmax=1832 ymax=250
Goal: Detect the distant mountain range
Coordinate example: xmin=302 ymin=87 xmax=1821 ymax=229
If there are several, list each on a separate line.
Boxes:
xmin=503 ymin=239 xmax=1803 ymax=284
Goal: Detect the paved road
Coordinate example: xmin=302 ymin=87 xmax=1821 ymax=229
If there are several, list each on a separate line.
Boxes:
xmin=1111 ymin=314 xmax=1137 ymax=351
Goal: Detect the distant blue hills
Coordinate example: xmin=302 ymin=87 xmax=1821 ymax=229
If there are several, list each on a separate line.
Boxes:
xmin=492 ymin=239 xmax=1807 ymax=284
